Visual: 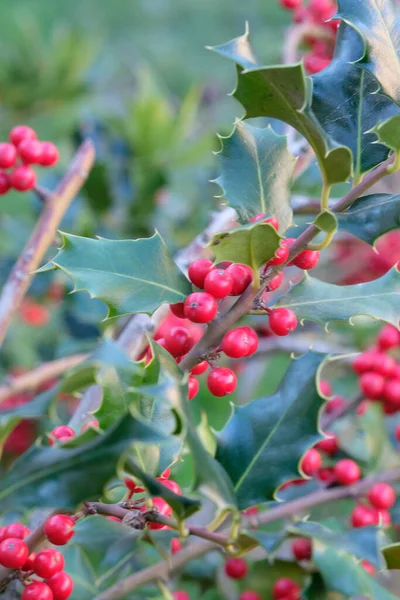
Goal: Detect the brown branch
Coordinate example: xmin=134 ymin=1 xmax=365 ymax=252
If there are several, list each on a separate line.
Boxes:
xmin=0 ymin=140 xmax=95 ymax=348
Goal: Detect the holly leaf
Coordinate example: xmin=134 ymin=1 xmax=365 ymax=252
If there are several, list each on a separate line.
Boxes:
xmin=215 ymin=120 xmax=295 ymax=230
xmin=40 ymin=231 xmax=191 ymax=318
xmin=383 ymin=543 xmax=400 ymax=569
xmin=313 ymin=211 xmax=338 ymax=234
xmin=337 ymin=193 xmax=400 ymax=246
xmin=375 ymin=114 xmax=400 ymax=151
xmin=277 ymin=267 xmax=400 ymax=329
xmin=336 ymin=0 xmax=400 ymax=105
xmin=215 ymin=352 xmax=325 ymax=509
xmin=210 ymin=222 xmax=281 ymax=271
xmin=209 ymin=25 xmax=352 ymax=185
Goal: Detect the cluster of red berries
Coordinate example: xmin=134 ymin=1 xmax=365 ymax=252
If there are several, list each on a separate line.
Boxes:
xmin=279 ymin=0 xmax=338 ymax=74
xmin=224 ymin=557 xmax=301 ymax=599
xmin=0 ymin=126 xmax=59 ymax=195
xmin=353 ymin=324 xmax=400 ymax=417
xmin=0 ymin=516 xmax=73 ymax=599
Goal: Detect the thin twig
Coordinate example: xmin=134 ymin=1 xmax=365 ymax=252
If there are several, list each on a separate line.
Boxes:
xmin=0 ymin=140 xmax=95 ymax=348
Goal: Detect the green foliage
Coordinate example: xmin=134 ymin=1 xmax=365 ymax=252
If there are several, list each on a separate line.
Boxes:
xmin=337 ymin=193 xmax=400 ymax=245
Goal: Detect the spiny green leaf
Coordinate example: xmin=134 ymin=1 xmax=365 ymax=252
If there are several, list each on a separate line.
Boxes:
xmin=337 ymin=193 xmax=400 ymax=246
xmin=375 ymin=114 xmax=400 ymax=150
xmin=209 ymin=25 xmax=352 ymax=185
xmin=278 ymin=268 xmax=400 ymax=329
xmin=216 ymin=352 xmax=326 ymax=509
xmin=41 ymin=231 xmax=191 ymax=318
xmin=210 ymin=222 xmax=281 ymax=272
xmin=313 ymin=211 xmax=337 ymax=234
xmin=214 ymin=120 xmax=295 ymax=230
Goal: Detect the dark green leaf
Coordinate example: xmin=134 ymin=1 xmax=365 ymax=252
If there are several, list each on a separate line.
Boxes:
xmin=210 ymin=25 xmax=352 ymax=185
xmin=337 ymin=193 xmax=400 ymax=246
xmin=383 ymin=543 xmax=400 ymax=569
xmin=216 ymin=353 xmax=325 ymax=509
xmin=215 ymin=120 xmax=295 ymax=230
xmin=278 ymin=268 xmax=400 ymax=329
xmin=40 ymin=231 xmax=191 ymax=318
xmin=243 ymin=529 xmax=286 ymax=555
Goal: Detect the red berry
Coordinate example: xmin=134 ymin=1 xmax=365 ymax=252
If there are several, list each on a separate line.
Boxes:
xmin=173 ymin=592 xmax=190 ymax=600
xmin=304 ymin=52 xmax=331 ymax=74
xmin=34 ymin=549 xmax=65 ymax=578
xmin=147 ymin=497 xmax=173 ymax=529
xmin=184 ymin=292 xmax=217 ymax=323
xmin=188 ymin=259 xmax=214 ymax=288
xmin=188 ymin=375 xmax=199 ymax=400
xmin=0 ymin=538 xmax=29 ymax=568
xmin=301 ymin=448 xmax=322 ymax=476
xmin=190 ymin=360 xmax=209 ymax=375
xmin=44 ymin=515 xmax=75 ymax=546
xmin=267 ymin=272 xmax=284 ymax=291
xmin=224 ymin=557 xmax=248 ymax=579
xmin=5 ymin=523 xmax=30 ymax=540
xmin=250 ymin=214 xmax=279 ymax=231
xmin=309 ymin=0 xmax=336 ymax=20
xmin=22 ymin=582 xmax=54 ymax=600
xmin=170 ymin=302 xmax=186 ymax=319
xmin=361 ymin=560 xmax=376 ymax=575
xmin=267 ymin=243 xmax=290 ymax=267
xmin=22 ymin=552 xmax=37 ymax=571
xmin=325 ymin=395 xmax=346 ymax=414
xmin=378 ymin=325 xmax=400 ymax=350
xmin=292 ymin=538 xmax=312 ymax=561
xmin=396 ymin=424 xmax=400 ymax=442
xmin=164 ymin=326 xmax=194 ymax=357
xmin=9 ymin=165 xmax=36 ymax=191
xmin=207 ymin=368 xmax=237 ymax=397
xmin=279 ymin=0 xmax=303 ymax=9
xmin=315 ymin=432 xmax=338 ymax=456
xmin=352 ymin=352 xmax=377 ymax=374
xmin=204 ymin=269 xmax=233 ymax=298
xmin=49 ymin=425 xmax=75 ymax=445
xmin=18 ymin=139 xmax=43 ymax=164
xmin=384 ymin=379 xmax=400 ymax=406
xmin=320 ymin=379 xmax=332 ymax=397
xmin=39 ymin=142 xmax=59 ymax=167
xmin=222 ymin=327 xmax=259 ymax=358
xmin=291 ymin=249 xmax=320 ymax=270
xmin=159 ymin=479 xmax=181 ymax=495
xmin=373 ymin=352 xmax=397 ymax=377
xmin=0 ymin=143 xmax=17 ymax=169
xmin=225 ymin=263 xmax=253 ymax=295
xmin=269 ymin=308 xmax=298 ymax=336
xmin=46 ymin=572 xmax=73 ymax=600
xmin=367 ymin=483 xmax=396 ymax=510
xmin=0 ymin=171 xmax=10 ymax=195
xmin=316 ymin=467 xmax=336 ymax=484
xmin=9 ymin=125 xmax=37 ymax=147
xmin=359 ymin=372 xmax=385 ymax=400
xmin=272 ymin=577 xmax=301 ymax=599
xmin=171 ymin=538 xmax=182 ymax=553
xmin=0 ymin=527 xmax=8 ymax=543
xmin=81 ymin=418 xmax=100 ymax=432
xmin=334 ymin=459 xmax=361 ymax=485
xmin=351 ymin=504 xmax=378 ymax=528
xmin=240 ymin=592 xmax=262 ymax=600
xmin=20 ymin=301 xmax=49 ymax=326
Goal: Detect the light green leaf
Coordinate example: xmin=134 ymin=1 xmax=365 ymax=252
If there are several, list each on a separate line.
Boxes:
xmin=215 ymin=120 xmax=295 ymax=230
xmin=278 ymin=268 xmax=400 ymax=329
xmin=313 ymin=211 xmax=338 ymax=234
xmin=216 ymin=353 xmax=325 ymax=509
xmin=375 ymin=115 xmax=400 ymax=151
xmin=41 ymin=231 xmax=191 ymax=318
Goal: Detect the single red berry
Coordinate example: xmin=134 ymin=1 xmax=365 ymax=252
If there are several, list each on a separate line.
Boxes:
xmin=279 ymin=0 xmax=303 ymax=9
xmin=316 ymin=467 xmax=336 ymax=484
xmin=272 ymin=577 xmax=301 ymax=599
xmin=267 ymin=272 xmax=284 ymax=292
xmin=39 ymin=142 xmax=59 ymax=167
xmin=204 ymin=269 xmax=233 ymax=298
xmin=44 ymin=515 xmax=75 ymax=546
xmin=173 ymin=592 xmax=190 ymax=600
xmin=171 ymin=538 xmax=182 ymax=554
xmin=378 ymin=324 xmax=400 ymax=350
xmin=18 ymin=139 xmax=43 ymax=164
xmin=225 ymin=263 xmax=253 ymax=295
xmin=222 ymin=327 xmax=259 ymax=358
xmin=320 ymin=379 xmax=332 ymax=396
xmin=9 ymin=165 xmax=36 ymax=191
xmin=250 ymin=214 xmax=279 ymax=231
xmin=373 ymin=352 xmax=397 ymax=377
xmin=81 ymin=418 xmax=100 ymax=432
xmin=207 ymin=368 xmax=237 ymax=397
xmin=170 ymin=302 xmax=186 ymax=319
xmin=147 ymin=497 xmax=173 ymax=529
xmin=315 ymin=432 xmax=338 ymax=456
xmin=159 ymin=478 xmax=181 ymax=495
xmin=361 ymin=560 xmax=376 ymax=575
xmin=190 ymin=360 xmax=209 ymax=375
xmin=21 ymin=552 xmax=37 ymax=571
xmin=188 ymin=375 xmax=199 ymax=400
xmin=188 ymin=259 xmax=214 ymax=288
xmin=5 ymin=523 xmax=30 ymax=540
xmin=269 ymin=308 xmax=298 ymax=336
xmin=0 ymin=538 xmax=29 ymax=568
xmin=334 ymin=459 xmax=361 ymax=485
xmin=184 ymin=292 xmax=218 ymax=323
xmin=291 ymin=249 xmax=320 ymax=270
xmin=0 ymin=527 xmax=8 ymax=543
xmin=164 ymin=326 xmax=194 ymax=357
xmin=325 ymin=395 xmax=346 ymax=414
xmin=49 ymin=425 xmax=75 ymax=445
xmin=292 ymin=538 xmax=312 ymax=561
xmin=20 ymin=301 xmax=49 ymax=327
xmin=224 ymin=557 xmax=248 ymax=579
xmin=367 ymin=483 xmax=396 ymax=510
xmin=352 ymin=351 xmax=377 ymax=374
xmin=239 ymin=592 xmax=262 ymax=600
xmin=46 ymin=572 xmax=73 ymax=600
xmin=294 ymin=5 xmax=308 ymax=22
xmin=0 ymin=143 xmax=17 ymax=169
xmin=9 ymin=125 xmax=37 ymax=147
xmin=301 ymin=448 xmax=322 ymax=476
xmin=396 ymin=424 xmax=400 ymax=442
xmin=250 ymin=213 xmax=267 ymax=223
xmin=304 ymin=51 xmax=331 ymax=74
xmin=0 ymin=171 xmax=10 ymax=195
xmin=359 ymin=372 xmax=385 ymax=400
xmin=384 ymin=378 xmax=400 ymax=406
xmin=22 ymin=582 xmax=54 ymax=600
xmin=351 ymin=504 xmax=378 ymax=528
xmin=309 ymin=0 xmax=336 ymax=20
xmin=267 ymin=243 xmax=290 ymax=267
xmin=34 ymin=549 xmax=65 ymax=579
